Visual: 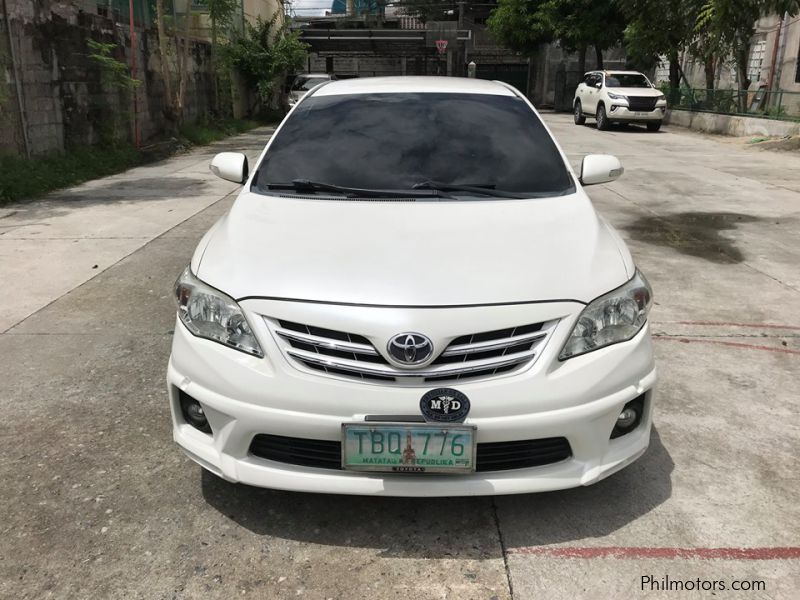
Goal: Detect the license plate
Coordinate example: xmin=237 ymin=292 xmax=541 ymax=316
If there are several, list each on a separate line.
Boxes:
xmin=633 ymin=112 xmax=648 ymax=116
xmin=342 ymin=423 xmax=476 ymax=473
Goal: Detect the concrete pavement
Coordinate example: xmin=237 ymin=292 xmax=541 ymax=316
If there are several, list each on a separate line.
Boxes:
xmin=0 ymin=129 xmax=273 ymax=333
xmin=0 ymin=116 xmax=798 ymax=599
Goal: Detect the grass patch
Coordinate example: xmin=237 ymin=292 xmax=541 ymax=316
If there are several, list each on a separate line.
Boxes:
xmin=0 ymin=144 xmax=144 ymax=204
xmin=179 ymin=118 xmax=261 ymax=146
xmin=0 ymin=118 xmax=267 ymax=204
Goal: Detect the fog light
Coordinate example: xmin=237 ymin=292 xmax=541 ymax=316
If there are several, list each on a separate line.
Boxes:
xmin=611 ymin=395 xmax=645 ymax=439
xmin=179 ymin=391 xmax=212 ymax=434
xmin=617 ymin=407 xmax=638 ymax=428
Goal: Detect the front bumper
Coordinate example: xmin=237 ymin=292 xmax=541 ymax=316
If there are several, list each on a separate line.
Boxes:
xmin=167 ymin=300 xmax=656 ymax=496
xmin=608 ymin=105 xmax=666 ymax=121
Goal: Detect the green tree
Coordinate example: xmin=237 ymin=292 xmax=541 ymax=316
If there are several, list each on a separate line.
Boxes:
xmin=697 ymin=0 xmax=800 ymax=95
xmin=538 ymin=0 xmax=627 ymax=70
xmin=87 ymin=39 xmax=141 ymax=142
xmin=621 ymin=0 xmax=698 ymax=89
xmin=487 ymin=0 xmax=552 ymax=57
xmin=206 ymin=0 xmax=240 ymax=115
xmin=395 ymin=0 xmax=457 ymax=23
xmin=155 ymin=0 xmax=192 ymax=127
xmin=223 ymin=14 xmax=309 ymax=112
xmin=766 ymin=0 xmax=800 ymax=14
xmin=488 ymin=0 xmax=627 ymax=74
xmin=697 ymin=0 xmax=763 ymax=94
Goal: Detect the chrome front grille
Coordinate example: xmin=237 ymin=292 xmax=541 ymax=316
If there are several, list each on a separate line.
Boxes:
xmin=270 ymin=319 xmax=556 ymax=385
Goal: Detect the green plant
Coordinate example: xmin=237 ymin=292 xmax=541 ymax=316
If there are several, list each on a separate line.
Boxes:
xmin=0 ymin=47 xmax=11 ymax=110
xmin=155 ymin=0 xmax=193 ymax=127
xmin=87 ymin=39 xmax=140 ymax=142
xmin=763 ymin=105 xmax=787 ymax=119
xmin=223 ymin=14 xmax=309 ymax=107
xmin=195 ymin=0 xmax=240 ymax=115
xmin=87 ymin=39 xmax=140 ymax=91
xmin=0 ymin=119 xmax=266 ymax=204
xmin=178 ymin=118 xmax=260 ymax=145
xmin=0 ymin=144 xmax=143 ymax=203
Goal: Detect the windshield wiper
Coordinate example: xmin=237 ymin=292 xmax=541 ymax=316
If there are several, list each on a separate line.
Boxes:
xmin=266 ymin=179 xmax=455 ymax=199
xmin=412 ymin=181 xmax=526 ymax=199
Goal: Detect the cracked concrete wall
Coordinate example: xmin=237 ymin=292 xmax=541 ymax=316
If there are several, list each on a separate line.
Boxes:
xmin=1 ymin=0 xmax=216 ymax=156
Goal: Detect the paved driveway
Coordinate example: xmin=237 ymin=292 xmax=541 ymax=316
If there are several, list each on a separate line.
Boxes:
xmin=0 ymin=116 xmax=798 ymax=599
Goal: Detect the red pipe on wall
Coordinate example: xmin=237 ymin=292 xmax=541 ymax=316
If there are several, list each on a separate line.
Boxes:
xmin=129 ymin=0 xmax=140 ymax=147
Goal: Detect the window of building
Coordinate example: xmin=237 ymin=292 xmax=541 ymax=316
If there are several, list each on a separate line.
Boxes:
xmin=748 ymin=39 xmax=767 ymax=83
xmin=795 ymin=40 xmax=800 ymax=83
xmin=654 ymin=58 xmax=670 ymax=84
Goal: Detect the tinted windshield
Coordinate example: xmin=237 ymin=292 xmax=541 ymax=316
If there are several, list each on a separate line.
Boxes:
xmin=253 ymin=93 xmax=574 ymax=197
xmin=293 ymin=77 xmax=329 ymax=91
xmin=605 ymin=74 xmax=651 ymax=88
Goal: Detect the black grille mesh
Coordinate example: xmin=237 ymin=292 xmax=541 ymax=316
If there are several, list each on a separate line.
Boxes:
xmin=249 ymin=434 xmax=572 ymax=472
xmin=626 ymin=96 xmax=658 ymax=111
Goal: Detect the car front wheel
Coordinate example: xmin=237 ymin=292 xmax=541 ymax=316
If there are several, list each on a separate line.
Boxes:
xmin=647 ymin=121 xmax=662 ymax=132
xmin=574 ymin=101 xmax=586 ymax=125
xmin=596 ymin=104 xmax=609 ymax=130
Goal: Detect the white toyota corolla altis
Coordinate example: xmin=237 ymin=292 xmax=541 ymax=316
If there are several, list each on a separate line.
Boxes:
xmin=168 ymin=76 xmax=656 ymax=496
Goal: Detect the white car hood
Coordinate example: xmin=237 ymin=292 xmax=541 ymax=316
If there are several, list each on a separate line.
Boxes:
xmin=612 ymin=87 xmax=662 ymax=97
xmin=194 ymin=191 xmax=632 ymax=306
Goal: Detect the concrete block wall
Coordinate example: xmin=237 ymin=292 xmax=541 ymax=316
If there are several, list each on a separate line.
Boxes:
xmin=1 ymin=0 xmax=216 ymax=157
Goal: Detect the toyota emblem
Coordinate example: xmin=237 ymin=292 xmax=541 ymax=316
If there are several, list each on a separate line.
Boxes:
xmin=387 ymin=332 xmax=433 ymax=365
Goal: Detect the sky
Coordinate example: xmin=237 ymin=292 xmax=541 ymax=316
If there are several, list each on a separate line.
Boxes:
xmin=289 ymin=0 xmax=332 ymax=17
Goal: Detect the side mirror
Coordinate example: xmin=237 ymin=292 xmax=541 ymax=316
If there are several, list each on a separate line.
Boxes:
xmin=580 ymin=154 xmax=624 ymax=186
xmin=595 ymin=82 xmax=602 ymax=89
xmin=210 ymin=152 xmax=248 ymax=184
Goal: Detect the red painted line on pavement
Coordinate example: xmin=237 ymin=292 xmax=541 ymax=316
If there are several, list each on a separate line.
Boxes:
xmin=671 ymin=320 xmax=800 ymax=331
xmin=507 ymin=547 xmax=800 ymax=560
xmin=654 ymin=336 xmax=800 ymax=355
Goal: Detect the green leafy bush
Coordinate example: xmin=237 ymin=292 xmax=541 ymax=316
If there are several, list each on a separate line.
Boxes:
xmin=0 ymin=144 xmax=142 ymax=203
xmin=223 ymin=14 xmax=308 ymax=105
xmin=0 ymin=119 xmax=265 ymax=203
xmin=179 ymin=118 xmax=260 ymax=145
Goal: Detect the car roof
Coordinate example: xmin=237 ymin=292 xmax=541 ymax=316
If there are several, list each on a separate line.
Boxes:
xmin=313 ymin=76 xmax=517 ymax=97
xmin=585 ymin=70 xmax=646 ymax=75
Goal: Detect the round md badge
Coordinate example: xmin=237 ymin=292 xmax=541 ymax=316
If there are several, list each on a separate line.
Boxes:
xmin=420 ymin=388 xmax=470 ymax=423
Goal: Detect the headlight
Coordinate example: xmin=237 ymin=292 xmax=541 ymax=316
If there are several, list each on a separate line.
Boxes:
xmin=607 ymin=91 xmax=628 ymax=101
xmin=174 ymin=267 xmax=264 ymax=357
xmin=559 ymin=270 xmax=653 ymax=360
xmin=655 ymin=93 xmax=666 ymax=102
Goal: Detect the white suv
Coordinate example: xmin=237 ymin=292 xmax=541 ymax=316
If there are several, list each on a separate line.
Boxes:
xmin=169 ymin=77 xmax=656 ymax=497
xmin=574 ymin=71 xmax=667 ymax=131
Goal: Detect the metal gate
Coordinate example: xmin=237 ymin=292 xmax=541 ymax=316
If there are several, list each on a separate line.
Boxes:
xmin=553 ymin=67 xmax=582 ymax=111
xmin=474 ymin=64 xmax=528 ymax=93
